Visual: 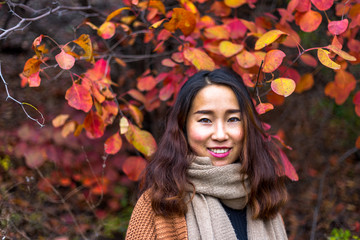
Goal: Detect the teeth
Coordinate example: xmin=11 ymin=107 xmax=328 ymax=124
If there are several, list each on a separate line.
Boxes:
xmin=210 ymin=148 xmax=229 ymax=154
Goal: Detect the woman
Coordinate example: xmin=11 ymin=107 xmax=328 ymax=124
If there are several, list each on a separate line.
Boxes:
xmin=126 ymin=69 xmax=288 ymax=240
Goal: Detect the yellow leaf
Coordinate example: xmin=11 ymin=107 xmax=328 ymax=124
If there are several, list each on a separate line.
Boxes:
xmin=236 ymin=50 xmax=256 ymax=69
xmin=119 ymin=117 xmax=129 ymax=134
xmin=317 ymin=48 xmax=341 ymax=70
xmin=61 ymin=121 xmax=76 ymax=138
xmin=105 ymin=7 xmax=131 ymax=22
xmin=219 ymin=41 xmax=243 ymax=57
xmin=224 ymin=0 xmax=246 ymax=8
xmin=125 ymin=124 xmax=157 ymax=158
xmin=73 ymin=34 xmax=94 ymax=62
xmin=98 ymin=22 xmax=116 ymax=39
xmin=327 ymin=45 xmax=357 ymax=61
xmin=128 ymin=104 xmax=143 ymax=128
xmin=150 ymin=19 xmax=166 ymax=29
xmin=255 ymin=30 xmax=288 ymax=50
xmin=271 ymin=78 xmax=296 ymax=97
xmin=183 ymin=47 xmax=215 ymax=71
xmin=204 ymin=25 xmax=230 ymax=40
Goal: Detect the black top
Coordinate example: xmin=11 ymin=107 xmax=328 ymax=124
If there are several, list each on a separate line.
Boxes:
xmin=221 ymin=203 xmax=248 ymax=240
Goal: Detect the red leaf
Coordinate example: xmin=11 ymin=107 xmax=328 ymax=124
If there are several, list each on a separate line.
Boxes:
xmin=104 ymin=132 xmax=122 ymax=155
xmin=137 ymin=75 xmax=157 ymax=91
xmin=353 ymin=91 xmax=360 ymax=105
xmin=311 ymin=0 xmax=334 ymax=11
xmin=65 ymin=83 xmax=93 ymax=112
xmin=159 ymin=83 xmax=175 ymax=101
xmin=300 ymin=54 xmax=318 ymax=67
xmin=279 ymin=149 xmax=299 ymax=181
xmin=122 ymin=156 xmax=147 ymax=181
xmin=356 ymin=136 xmax=360 ymax=149
xmin=328 ymin=19 xmax=349 ymax=35
xmin=296 ymin=0 xmax=310 ymax=12
xmin=262 ymin=50 xmax=286 ymax=73
xmin=28 ymin=72 xmax=41 ymax=87
xmin=84 ymin=110 xmax=105 ymax=139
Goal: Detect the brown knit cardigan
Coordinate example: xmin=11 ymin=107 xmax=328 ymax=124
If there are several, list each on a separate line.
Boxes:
xmin=125 ymin=192 xmax=188 ymax=240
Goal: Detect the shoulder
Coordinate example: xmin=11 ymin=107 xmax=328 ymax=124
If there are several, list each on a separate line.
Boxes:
xmin=125 ymin=191 xmax=156 ymax=240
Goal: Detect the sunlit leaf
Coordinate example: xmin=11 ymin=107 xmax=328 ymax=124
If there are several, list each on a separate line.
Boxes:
xmin=105 ymin=7 xmax=131 ymax=22
xmin=73 ymin=34 xmax=94 ymax=62
xmin=128 ymin=104 xmax=143 ymax=128
xmin=203 ymin=25 xmax=230 ymax=40
xmin=254 ymin=29 xmax=287 ymax=50
xmin=224 ymin=0 xmax=246 ymax=8
xmin=149 ymin=0 xmax=166 ymax=15
xmin=98 ymin=21 xmax=116 ymax=39
xmin=183 ymin=47 xmax=215 ymax=71
xmin=65 ymin=83 xmax=93 ymax=112
xmin=317 ymin=48 xmax=341 ymax=70
xmin=327 ymin=45 xmax=356 ymax=61
xmin=298 ymin=10 xmax=322 ymax=32
xmin=271 ymin=78 xmax=296 ymax=97
xmin=104 ymin=132 xmax=122 ymax=155
xmin=256 ymin=103 xmax=274 ymax=115
xmin=163 ymin=8 xmax=196 ymax=36
xmin=311 ymin=0 xmax=334 ymax=11
xmin=56 ymin=49 xmax=75 ymax=70
xmin=119 ymin=117 xmax=129 ymax=134
xmin=235 ymin=50 xmax=256 ymax=69
xmin=122 ymin=156 xmax=147 ymax=181
xmin=84 ymin=110 xmax=105 ymax=139
xmin=125 ymin=123 xmax=157 ymax=158
xmin=61 ymin=120 xmax=76 ymax=138
xmin=52 ymin=114 xmax=70 ymax=128
xmin=262 ymin=50 xmax=286 ymax=73
xmin=219 ymin=41 xmax=243 ymax=57
xmin=295 ymin=73 xmax=314 ymax=93
xmin=328 ymin=19 xmax=348 ymax=36
xmin=22 ymin=58 xmax=42 ymax=78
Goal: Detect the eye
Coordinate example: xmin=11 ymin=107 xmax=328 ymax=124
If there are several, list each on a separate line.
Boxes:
xmin=228 ymin=117 xmax=241 ymax=123
xmin=198 ymin=118 xmax=211 ymax=123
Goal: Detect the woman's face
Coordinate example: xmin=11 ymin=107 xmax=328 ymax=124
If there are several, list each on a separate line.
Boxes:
xmin=186 ymin=84 xmax=244 ymax=166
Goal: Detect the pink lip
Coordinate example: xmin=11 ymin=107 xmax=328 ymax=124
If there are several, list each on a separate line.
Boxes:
xmin=207 ymin=148 xmax=231 ymax=158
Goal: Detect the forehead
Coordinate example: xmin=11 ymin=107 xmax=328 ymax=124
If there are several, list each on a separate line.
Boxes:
xmin=190 ymin=84 xmax=240 ymax=111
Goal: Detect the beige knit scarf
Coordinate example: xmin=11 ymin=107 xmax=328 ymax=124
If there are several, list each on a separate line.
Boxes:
xmin=185 ymin=156 xmax=288 ymax=240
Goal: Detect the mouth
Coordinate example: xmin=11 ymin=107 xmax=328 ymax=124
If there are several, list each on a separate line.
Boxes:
xmin=208 ymin=148 xmax=231 ymax=158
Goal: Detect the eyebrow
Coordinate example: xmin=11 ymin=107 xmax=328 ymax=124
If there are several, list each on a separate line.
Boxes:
xmin=194 ymin=109 xmax=241 ymax=114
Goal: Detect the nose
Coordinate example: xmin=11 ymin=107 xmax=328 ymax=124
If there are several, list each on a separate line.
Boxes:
xmin=211 ymin=122 xmax=228 ymax=141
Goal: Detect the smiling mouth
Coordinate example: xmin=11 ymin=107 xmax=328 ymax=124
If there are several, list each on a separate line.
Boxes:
xmin=208 ymin=148 xmax=231 ymax=158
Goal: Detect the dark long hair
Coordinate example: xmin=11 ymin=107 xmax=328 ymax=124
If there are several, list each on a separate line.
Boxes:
xmin=141 ymin=68 xmax=287 ymax=220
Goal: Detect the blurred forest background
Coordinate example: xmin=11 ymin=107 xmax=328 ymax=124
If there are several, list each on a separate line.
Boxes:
xmin=0 ymin=0 xmax=359 ymax=239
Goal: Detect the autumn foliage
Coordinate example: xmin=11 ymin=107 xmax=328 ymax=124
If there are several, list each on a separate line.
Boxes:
xmin=0 ymin=0 xmax=360 ymax=239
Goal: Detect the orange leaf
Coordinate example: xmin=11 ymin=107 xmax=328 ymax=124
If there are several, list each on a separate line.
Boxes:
xmin=56 ymin=49 xmax=75 ymax=70
xmin=224 ymin=0 xmax=246 ymax=8
xmin=61 ymin=121 xmax=76 ymax=138
xmin=311 ymin=0 xmax=334 ymax=11
xmin=267 ymin=90 xmax=285 ymax=106
xmin=236 ymin=50 xmax=256 ymax=69
xmin=119 ymin=117 xmax=129 ymax=134
xmin=327 ymin=45 xmax=356 ymax=61
xmin=105 ymin=7 xmax=131 ymax=22
xmin=295 ymin=73 xmax=314 ymax=93
xmin=325 ymin=70 xmax=356 ymax=104
xmin=256 ymin=103 xmax=274 ymax=115
xmin=127 ymin=89 xmax=146 ymax=103
xmin=356 ymin=136 xmax=360 ymax=149
xmin=104 ymin=132 xmax=122 ymax=155
xmin=149 ymin=0 xmax=166 ymax=15
xmin=328 ymin=19 xmax=348 ymax=36
xmin=317 ymin=48 xmax=341 ymax=70
xmin=22 ymin=58 xmax=42 ymax=78
xmin=65 ymin=83 xmax=93 ymax=112
xmin=98 ymin=22 xmax=116 ymax=39
xmin=84 ymin=110 xmax=105 ymax=139
xmin=262 ymin=50 xmax=286 ymax=73
xmin=162 ymin=58 xmax=177 ymax=67
xmin=137 ymin=75 xmax=157 ymax=91
xmin=271 ymin=78 xmax=296 ymax=97
xmin=300 ymin=53 xmax=318 ymax=67
xmin=52 ymin=114 xmax=70 ymax=128
xmin=163 ymin=8 xmax=196 ymax=36
xmin=183 ymin=47 xmax=215 ymax=71
xmin=73 ymin=34 xmax=94 ymax=62
xmin=125 ymin=123 xmax=157 ymax=158
xmin=298 ymin=10 xmax=322 ymax=32
xmin=219 ymin=41 xmax=243 ymax=58
xmin=254 ymin=30 xmax=287 ymax=50
xmin=101 ymin=100 xmax=118 ymax=125
xmin=203 ymin=25 xmax=230 ymax=40
xmin=122 ymin=156 xmax=147 ymax=181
